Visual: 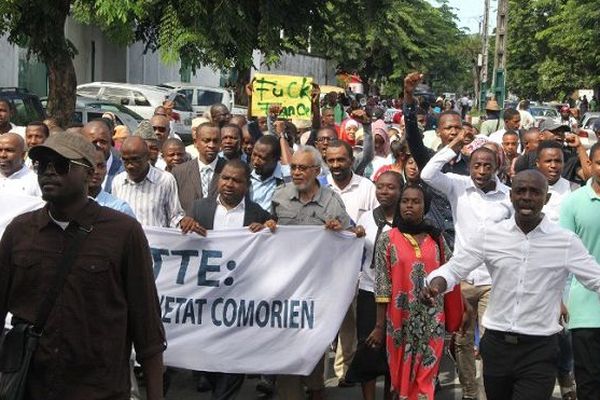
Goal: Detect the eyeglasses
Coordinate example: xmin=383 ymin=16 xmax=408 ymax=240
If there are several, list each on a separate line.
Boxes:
xmin=290 ymin=164 xmax=319 ymax=172
xmin=153 ymin=126 xmax=167 ymax=133
xmin=33 ymin=159 xmax=92 ymax=175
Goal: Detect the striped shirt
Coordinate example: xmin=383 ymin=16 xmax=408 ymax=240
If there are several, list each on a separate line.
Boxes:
xmin=111 ymin=165 xmax=184 ymax=227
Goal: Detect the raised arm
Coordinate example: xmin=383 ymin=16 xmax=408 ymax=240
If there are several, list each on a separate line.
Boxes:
xmin=403 ymin=72 xmax=431 ymax=170
xmin=352 ymin=109 xmax=374 ymax=174
xmin=420 ymin=135 xmax=466 ymax=196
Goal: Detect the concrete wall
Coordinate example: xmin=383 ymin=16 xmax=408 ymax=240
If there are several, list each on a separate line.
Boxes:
xmin=0 ymin=35 xmax=19 ymax=87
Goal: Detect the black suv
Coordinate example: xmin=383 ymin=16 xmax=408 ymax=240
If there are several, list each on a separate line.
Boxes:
xmin=0 ymin=87 xmax=46 ymax=126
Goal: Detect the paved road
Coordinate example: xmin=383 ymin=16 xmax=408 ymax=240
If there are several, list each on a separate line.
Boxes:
xmin=152 ymin=351 xmax=563 ymax=399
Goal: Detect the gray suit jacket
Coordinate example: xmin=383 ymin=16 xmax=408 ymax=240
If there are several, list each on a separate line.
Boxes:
xmin=171 ymin=157 xmax=226 ymax=216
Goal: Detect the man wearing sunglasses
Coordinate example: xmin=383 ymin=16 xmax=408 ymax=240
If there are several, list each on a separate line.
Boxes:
xmin=271 ymin=145 xmax=352 ymax=400
xmin=0 ymin=131 xmax=166 ymax=400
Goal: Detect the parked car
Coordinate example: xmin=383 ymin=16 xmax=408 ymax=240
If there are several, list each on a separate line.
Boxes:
xmin=159 ymin=82 xmax=235 ymax=116
xmin=0 ymin=87 xmax=46 ymax=126
xmin=530 ymin=106 xmax=560 ymax=127
xmin=75 ymin=97 xmax=144 ymax=121
xmin=76 ymin=82 xmax=194 ymax=140
xmin=578 ymin=112 xmax=600 ymax=149
xmin=72 ymin=107 xmax=140 ymax=134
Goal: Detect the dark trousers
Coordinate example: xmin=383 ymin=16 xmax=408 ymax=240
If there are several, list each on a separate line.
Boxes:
xmin=205 ymin=372 xmax=244 ymax=400
xmin=479 ymin=330 xmax=558 ymax=400
xmin=572 ymin=328 xmax=600 ymax=400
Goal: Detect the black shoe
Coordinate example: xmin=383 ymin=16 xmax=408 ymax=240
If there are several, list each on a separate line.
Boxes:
xmin=196 ymin=373 xmax=212 ymax=392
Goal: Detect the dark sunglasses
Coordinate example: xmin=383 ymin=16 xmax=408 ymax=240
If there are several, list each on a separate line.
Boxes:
xmin=153 ymin=126 xmax=167 ymax=133
xmin=33 ymin=158 xmax=92 ymax=175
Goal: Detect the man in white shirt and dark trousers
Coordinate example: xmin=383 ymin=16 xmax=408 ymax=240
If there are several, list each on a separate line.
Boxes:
xmin=423 ymin=169 xmax=600 ymax=400
xmin=179 ymin=159 xmax=274 ymax=400
xmin=421 ymin=129 xmax=512 ymax=400
xmin=325 ymin=140 xmax=379 ymax=386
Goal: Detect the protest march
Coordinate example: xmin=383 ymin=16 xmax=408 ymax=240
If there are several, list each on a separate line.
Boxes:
xmin=1 ymin=3 xmax=600 ymax=398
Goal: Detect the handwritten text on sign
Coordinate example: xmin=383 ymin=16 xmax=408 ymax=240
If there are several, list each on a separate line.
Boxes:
xmin=251 ymin=73 xmax=313 ymax=120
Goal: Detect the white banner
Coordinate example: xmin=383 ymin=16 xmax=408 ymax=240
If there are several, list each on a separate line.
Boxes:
xmin=0 ymin=194 xmax=364 ymax=375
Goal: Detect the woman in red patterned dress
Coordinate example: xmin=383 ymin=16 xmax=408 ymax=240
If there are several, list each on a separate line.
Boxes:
xmin=367 ymin=183 xmax=461 ymax=400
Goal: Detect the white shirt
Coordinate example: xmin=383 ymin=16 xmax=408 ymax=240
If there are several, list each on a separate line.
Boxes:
xmin=357 ymin=210 xmax=392 ymax=292
xmin=326 ymin=172 xmax=379 ymax=223
xmin=428 ymin=217 xmax=600 ymax=336
xmin=8 ymin=123 xmax=25 ymax=138
xmin=544 ymin=177 xmax=576 ymax=223
xmin=0 ymin=165 xmax=41 ymax=196
xmin=111 ymin=165 xmax=184 ymax=227
xmin=213 ymin=196 xmax=246 ymax=230
xmin=421 ymin=146 xmax=513 ymax=285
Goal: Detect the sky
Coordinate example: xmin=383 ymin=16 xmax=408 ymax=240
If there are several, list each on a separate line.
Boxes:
xmin=427 ymin=0 xmax=497 ymax=34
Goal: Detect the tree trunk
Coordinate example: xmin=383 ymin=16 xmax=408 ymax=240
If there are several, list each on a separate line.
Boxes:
xmin=46 ymin=54 xmax=77 ymax=129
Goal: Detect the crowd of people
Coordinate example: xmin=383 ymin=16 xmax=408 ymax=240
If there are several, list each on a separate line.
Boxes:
xmin=1 ymin=70 xmax=600 ymax=400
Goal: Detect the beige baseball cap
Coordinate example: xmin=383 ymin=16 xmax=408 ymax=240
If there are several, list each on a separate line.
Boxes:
xmin=29 ymin=131 xmax=97 ymax=167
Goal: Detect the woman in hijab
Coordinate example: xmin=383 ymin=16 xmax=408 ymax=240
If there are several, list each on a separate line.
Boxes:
xmin=368 ymin=183 xmax=464 ymax=400
xmin=364 ymin=119 xmax=391 ymax=180
xmin=340 ymin=118 xmax=360 ymax=146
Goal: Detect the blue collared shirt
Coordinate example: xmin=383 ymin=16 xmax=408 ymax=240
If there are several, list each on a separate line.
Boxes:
xmin=95 ymin=190 xmax=136 ymax=218
xmin=250 ymin=163 xmax=291 ymax=211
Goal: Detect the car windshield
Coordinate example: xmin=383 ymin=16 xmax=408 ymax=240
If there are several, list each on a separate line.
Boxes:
xmin=196 ymin=90 xmax=223 ymax=106
xmin=86 ymin=102 xmax=144 ymax=121
xmin=530 ymin=107 xmax=558 ymax=118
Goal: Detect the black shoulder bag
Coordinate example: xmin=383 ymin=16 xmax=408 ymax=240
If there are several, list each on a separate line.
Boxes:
xmin=0 ymin=224 xmax=92 ymax=400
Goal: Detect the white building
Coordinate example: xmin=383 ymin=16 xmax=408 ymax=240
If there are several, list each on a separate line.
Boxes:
xmin=0 ymin=19 xmax=335 ymax=98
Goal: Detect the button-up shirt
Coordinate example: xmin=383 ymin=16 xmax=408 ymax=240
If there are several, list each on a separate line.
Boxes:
xmin=111 ymin=165 xmax=184 ymax=227
xmin=0 ymin=200 xmax=166 ymax=399
xmin=428 ymin=216 xmax=600 ymax=336
xmin=250 ymin=163 xmax=291 ymax=212
xmin=272 ymin=182 xmax=352 ymax=228
xmin=0 ymin=164 xmax=41 ymax=197
xmin=214 ymin=196 xmax=246 ymax=229
xmin=421 ymin=146 xmax=513 ymax=285
xmin=544 ymin=177 xmax=576 ymax=223
xmin=102 ymin=152 xmax=114 ymax=189
xmin=326 ymin=172 xmax=379 ymax=224
xmin=95 ymin=190 xmax=136 ymax=218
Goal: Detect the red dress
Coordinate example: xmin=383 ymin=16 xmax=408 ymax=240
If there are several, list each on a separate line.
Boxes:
xmin=374 ymin=229 xmax=447 ymax=400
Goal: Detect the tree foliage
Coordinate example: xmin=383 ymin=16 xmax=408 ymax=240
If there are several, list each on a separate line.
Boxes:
xmin=0 ymin=0 xmax=476 ymax=123
xmin=507 ymin=0 xmax=600 ymax=100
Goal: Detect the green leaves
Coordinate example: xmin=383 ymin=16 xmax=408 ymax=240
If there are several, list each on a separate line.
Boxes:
xmin=507 ymin=0 xmax=600 ymax=100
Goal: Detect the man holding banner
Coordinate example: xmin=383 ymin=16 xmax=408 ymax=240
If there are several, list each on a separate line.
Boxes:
xmin=272 ymin=145 xmax=354 ymax=400
xmin=180 ymin=158 xmax=274 ymax=399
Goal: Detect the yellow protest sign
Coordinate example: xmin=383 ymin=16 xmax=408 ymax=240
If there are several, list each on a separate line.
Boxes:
xmin=251 ymin=73 xmax=313 ymax=120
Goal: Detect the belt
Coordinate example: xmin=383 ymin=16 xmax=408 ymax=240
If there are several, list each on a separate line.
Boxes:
xmin=485 ymin=329 xmax=556 ymax=345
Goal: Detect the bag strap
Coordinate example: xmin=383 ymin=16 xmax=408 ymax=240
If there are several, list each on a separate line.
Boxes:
xmin=31 ymin=223 xmax=93 ymax=336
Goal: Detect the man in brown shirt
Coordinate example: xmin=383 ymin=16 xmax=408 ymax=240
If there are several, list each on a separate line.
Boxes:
xmin=0 ymin=131 xmax=166 ymax=400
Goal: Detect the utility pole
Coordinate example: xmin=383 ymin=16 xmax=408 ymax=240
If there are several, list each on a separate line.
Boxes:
xmin=492 ymin=0 xmax=509 ymax=108
xmin=479 ymin=0 xmax=491 ymax=111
